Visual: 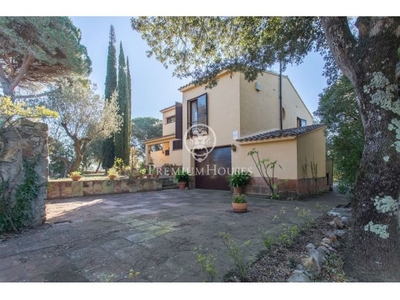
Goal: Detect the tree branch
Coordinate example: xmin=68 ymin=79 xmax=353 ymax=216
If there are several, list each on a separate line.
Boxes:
xmin=10 ymin=53 xmax=34 ymax=92
xmin=320 ymin=17 xmax=358 ymax=83
xmin=14 ymin=91 xmax=52 ymax=99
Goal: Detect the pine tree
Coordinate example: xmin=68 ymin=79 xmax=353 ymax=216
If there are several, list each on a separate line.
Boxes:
xmin=101 ymin=25 xmax=118 ymax=170
xmin=114 ymin=42 xmax=130 ymax=164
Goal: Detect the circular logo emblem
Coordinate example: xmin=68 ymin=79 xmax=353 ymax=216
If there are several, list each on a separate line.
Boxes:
xmin=184 ymin=124 xmax=217 ymax=162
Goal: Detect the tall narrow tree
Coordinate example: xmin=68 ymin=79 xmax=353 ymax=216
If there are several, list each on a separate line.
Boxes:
xmin=115 ymin=42 xmax=130 ymax=164
xmin=126 ymin=57 xmax=133 ymax=163
xmin=101 ymin=25 xmax=118 ymax=170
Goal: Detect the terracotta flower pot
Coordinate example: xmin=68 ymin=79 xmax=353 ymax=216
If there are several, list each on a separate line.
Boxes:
xmin=108 ymin=174 xmax=117 ymax=180
xmin=71 ymin=176 xmax=81 ymax=181
xmin=232 ymin=202 xmax=248 ymax=212
xmin=178 ymin=182 xmax=186 ymax=190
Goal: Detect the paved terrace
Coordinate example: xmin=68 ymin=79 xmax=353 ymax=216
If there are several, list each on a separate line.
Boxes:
xmin=0 ymin=189 xmax=347 ymax=282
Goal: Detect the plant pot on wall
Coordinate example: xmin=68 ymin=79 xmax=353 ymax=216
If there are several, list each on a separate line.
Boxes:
xmin=71 ymin=175 xmax=81 ymax=181
xmin=108 ymin=174 xmax=117 ymax=180
xmin=178 ymin=182 xmax=186 ymax=190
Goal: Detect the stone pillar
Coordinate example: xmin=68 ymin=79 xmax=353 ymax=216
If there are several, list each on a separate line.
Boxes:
xmin=0 ymin=119 xmax=49 ymax=227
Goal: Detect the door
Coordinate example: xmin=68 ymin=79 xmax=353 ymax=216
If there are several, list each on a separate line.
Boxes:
xmin=195 ymin=146 xmax=231 ymax=190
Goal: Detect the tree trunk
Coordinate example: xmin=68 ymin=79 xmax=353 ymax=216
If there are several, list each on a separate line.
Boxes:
xmin=321 ymin=17 xmax=400 ymax=281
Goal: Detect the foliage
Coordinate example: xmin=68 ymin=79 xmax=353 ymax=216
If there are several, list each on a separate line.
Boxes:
xmin=228 ymin=170 xmax=251 ymax=188
xmin=0 ymin=17 xmax=91 ymax=99
xmin=0 ymin=158 xmax=39 ymax=233
xmin=193 ymin=246 xmax=217 ymax=282
xmin=174 ymin=169 xmax=190 ymax=183
xmin=114 ymin=42 xmax=131 ymax=165
xmin=314 ymin=76 xmax=364 ymax=194
xmin=69 ymin=171 xmax=81 ymax=177
xmin=113 ymin=157 xmax=125 ymax=175
xmin=131 ymin=17 xmax=329 ymax=87
xmin=294 ymin=207 xmax=315 ymax=229
xmin=101 ymin=25 xmax=118 ymax=170
xmin=248 ymin=148 xmax=281 ymax=199
xmin=232 ymin=194 xmax=247 ymax=204
xmin=220 ymin=232 xmax=252 ymax=280
xmin=107 ymin=168 xmax=119 ymax=177
xmin=277 ymin=224 xmax=300 ymax=246
xmin=45 ymin=78 xmax=122 ymax=173
xmin=131 ymin=117 xmax=163 ymax=160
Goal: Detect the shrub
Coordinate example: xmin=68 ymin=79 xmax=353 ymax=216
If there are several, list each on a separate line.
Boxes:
xmin=232 ymin=194 xmax=247 ymax=203
xmin=228 ymin=170 xmax=251 ymax=188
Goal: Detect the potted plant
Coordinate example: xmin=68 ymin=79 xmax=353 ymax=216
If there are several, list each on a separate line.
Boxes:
xmin=152 ymin=168 xmax=159 ymax=178
xmin=69 ymin=171 xmax=82 ymax=181
xmin=232 ymin=194 xmax=248 ymax=212
xmin=174 ymin=169 xmax=190 ymax=190
xmin=228 ymin=170 xmax=251 ymax=194
xmin=139 ymin=168 xmax=147 ymax=178
xmin=107 ymin=168 xmax=119 ymax=180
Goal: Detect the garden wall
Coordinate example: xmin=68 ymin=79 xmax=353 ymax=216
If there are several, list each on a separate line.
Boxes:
xmin=0 ymin=119 xmax=48 ymax=227
xmin=46 ymin=178 xmax=163 ymax=200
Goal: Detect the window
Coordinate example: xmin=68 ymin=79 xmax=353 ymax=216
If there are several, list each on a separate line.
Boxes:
xmin=165 ymin=149 xmax=170 ymax=156
xmin=188 ymin=94 xmax=207 ymax=135
xmin=297 ymin=118 xmax=307 ymax=128
xmin=166 ymin=116 xmax=176 ymax=124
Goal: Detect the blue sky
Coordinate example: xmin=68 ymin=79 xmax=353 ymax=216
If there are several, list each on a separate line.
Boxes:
xmin=71 ymin=17 xmax=328 ymax=120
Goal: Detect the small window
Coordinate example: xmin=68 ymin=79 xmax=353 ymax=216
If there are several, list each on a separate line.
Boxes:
xmin=297 ymin=118 xmax=307 ymax=128
xmin=166 ymin=116 xmax=176 ymax=124
xmin=165 ymin=149 xmax=170 ymax=156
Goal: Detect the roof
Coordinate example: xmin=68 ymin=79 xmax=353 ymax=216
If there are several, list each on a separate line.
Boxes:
xmin=143 ymin=133 xmax=175 ymax=144
xmin=236 ymin=124 xmax=325 ymax=142
xmin=178 ymin=70 xmax=287 ymax=92
xmin=160 ymin=104 xmax=175 ymax=113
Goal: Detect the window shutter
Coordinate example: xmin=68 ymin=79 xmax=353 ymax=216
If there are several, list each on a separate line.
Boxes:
xmin=175 ymin=102 xmax=183 ymax=139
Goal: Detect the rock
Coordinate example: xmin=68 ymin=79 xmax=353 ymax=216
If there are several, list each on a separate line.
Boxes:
xmin=306 ymin=243 xmax=316 ymax=251
xmin=341 ymin=216 xmax=350 ymax=226
xmin=301 ymin=256 xmax=320 ymax=274
xmin=320 ymin=242 xmax=337 ymax=253
xmin=317 ymin=245 xmax=330 ymax=255
xmin=334 ymin=230 xmax=346 ymax=237
xmin=328 ymin=211 xmax=341 ymax=217
xmin=287 ymin=270 xmax=311 ymax=282
xmin=333 ymin=216 xmax=345 ymax=229
xmin=322 ymin=237 xmax=332 ymax=245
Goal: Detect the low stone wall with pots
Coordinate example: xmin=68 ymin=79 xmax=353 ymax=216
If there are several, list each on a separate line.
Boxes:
xmin=244 ymin=176 xmax=329 ymax=198
xmin=46 ymin=178 xmax=163 ymax=200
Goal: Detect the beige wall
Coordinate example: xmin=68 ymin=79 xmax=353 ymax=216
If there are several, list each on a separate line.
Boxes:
xmin=150 ymin=150 xmax=169 ymax=167
xmin=169 ymin=148 xmax=182 ymax=166
xmin=239 ymin=72 xmax=313 ymax=136
xmin=181 ymin=72 xmax=241 ymax=170
xmin=162 ymin=108 xmax=176 ymax=136
xmin=282 ymin=77 xmax=313 ymax=128
xmin=234 ymin=139 xmax=298 ymax=180
xmin=296 ymin=128 xmax=326 ymax=179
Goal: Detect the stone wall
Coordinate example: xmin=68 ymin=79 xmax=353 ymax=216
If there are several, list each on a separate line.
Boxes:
xmin=0 ymin=119 xmax=48 ymax=226
xmin=46 ymin=178 xmax=163 ymax=200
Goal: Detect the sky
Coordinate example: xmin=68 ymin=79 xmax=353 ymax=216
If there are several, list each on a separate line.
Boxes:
xmin=70 ymin=16 xmax=327 ymax=120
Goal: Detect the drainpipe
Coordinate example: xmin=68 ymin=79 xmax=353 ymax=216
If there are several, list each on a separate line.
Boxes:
xmin=279 ymin=60 xmax=283 ymax=130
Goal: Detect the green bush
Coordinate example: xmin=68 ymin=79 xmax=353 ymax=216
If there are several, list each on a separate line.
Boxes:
xmin=228 ymin=170 xmax=251 ymax=188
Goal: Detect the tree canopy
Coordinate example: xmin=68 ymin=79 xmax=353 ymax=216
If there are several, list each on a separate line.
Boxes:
xmin=314 ymin=76 xmax=364 ymax=193
xmin=0 ymin=17 xmax=91 ymax=99
xmin=46 ymin=78 xmax=122 ymax=173
xmin=131 ymin=117 xmax=162 ymax=160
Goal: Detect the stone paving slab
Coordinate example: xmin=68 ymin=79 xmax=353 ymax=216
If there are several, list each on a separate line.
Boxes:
xmin=0 ymin=189 xmax=348 ymax=282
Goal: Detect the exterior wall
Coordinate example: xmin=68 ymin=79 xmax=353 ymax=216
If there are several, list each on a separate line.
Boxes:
xmin=281 ymin=77 xmax=313 ymax=128
xmin=182 ymin=72 xmax=241 ymax=171
xmin=162 ymin=107 xmax=176 ymax=136
xmin=150 ymin=150 xmax=169 ymax=167
xmin=239 ymin=72 xmax=281 ymax=136
xmin=296 ymin=128 xmax=326 ymax=179
xmin=46 ymin=178 xmax=163 ymax=200
xmin=239 ymin=72 xmax=313 ymax=137
xmin=234 ymin=138 xmax=298 ymax=180
xmin=169 ymin=148 xmax=182 ymax=166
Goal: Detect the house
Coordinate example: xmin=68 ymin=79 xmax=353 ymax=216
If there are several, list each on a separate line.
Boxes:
xmin=144 ymin=70 xmax=330 ymax=196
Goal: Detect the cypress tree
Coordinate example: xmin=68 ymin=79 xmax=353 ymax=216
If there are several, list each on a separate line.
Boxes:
xmin=126 ymin=57 xmax=132 ymax=164
xmin=114 ymin=42 xmax=129 ymax=164
xmin=101 ymin=25 xmax=118 ymax=170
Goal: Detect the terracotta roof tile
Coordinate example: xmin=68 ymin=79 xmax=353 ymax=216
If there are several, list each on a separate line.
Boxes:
xmin=236 ymin=124 xmax=325 ymax=142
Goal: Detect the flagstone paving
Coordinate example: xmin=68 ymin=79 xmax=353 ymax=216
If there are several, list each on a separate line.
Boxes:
xmin=0 ymin=189 xmax=347 ymax=282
